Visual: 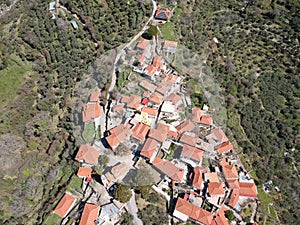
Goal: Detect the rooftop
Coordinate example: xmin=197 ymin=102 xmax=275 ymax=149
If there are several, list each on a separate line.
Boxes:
xmin=77 ymin=167 xmax=93 ymax=178
xmin=140 ymin=138 xmax=159 ymax=160
xmin=79 ymin=203 xmax=100 ymax=225
xmin=82 ymin=103 xmax=101 ymax=123
xmin=54 ymin=193 xmax=76 ymax=218
xmin=176 ymin=120 xmax=195 ymax=134
xmin=174 ymin=198 xmax=213 ymax=225
xmin=136 ymin=38 xmax=150 ymax=50
xmin=106 ymin=124 xmax=132 ymax=149
xmin=132 ymin=122 xmax=150 ymax=141
xmin=75 ymin=144 xmax=99 ymax=165
xmin=152 ymin=157 xmax=185 ymax=182
xmin=208 ymin=182 xmax=225 ymax=196
xmin=180 ymin=133 xmax=198 ymax=146
xmin=181 ymin=144 xmax=204 ymax=163
xmin=223 ymin=164 xmax=238 ymax=180
xmin=216 ymin=141 xmax=233 ymax=154
xmin=154 ymin=7 xmax=173 ymax=21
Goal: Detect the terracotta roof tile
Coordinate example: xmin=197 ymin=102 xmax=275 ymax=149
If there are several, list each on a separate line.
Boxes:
xmin=149 ymin=91 xmax=164 ymax=105
xmin=140 ymin=138 xmax=159 ymax=159
xmin=228 ymin=188 xmax=239 ymax=208
xmin=192 ymin=167 xmax=204 ymax=189
xmin=223 ymin=164 xmax=238 ymax=180
xmin=106 ymin=124 xmax=132 ymax=148
xmin=75 ymin=144 xmax=99 ymax=165
xmin=141 ymin=106 xmax=159 ymax=116
xmin=82 ymin=103 xmax=101 ymax=123
xmin=227 ymin=179 xmax=240 ymax=189
xmin=164 ymin=74 xmax=180 ymax=84
xmin=152 ymin=55 xmax=163 ymax=68
xmin=156 ymin=83 xmax=170 ymax=95
xmin=215 ymin=208 xmax=230 ymax=225
xmin=239 ymin=182 xmax=257 ymax=198
xmin=152 ymin=157 xmax=185 ymax=182
xmin=174 ymin=198 xmax=213 ymax=225
xmin=77 ymin=167 xmax=93 ymax=178
xmin=79 ymin=203 xmax=100 ymax=225
xmin=54 ymin=193 xmax=76 ymax=217
xmin=145 ymin=65 xmax=157 ymax=77
xmin=181 ymin=144 xmax=204 ymax=163
xmin=163 ymin=40 xmax=178 ymax=51
xmin=89 ymin=91 xmax=99 ymax=102
xmin=176 ymin=120 xmax=195 ymax=134
xmin=191 ymin=108 xmax=203 ymax=123
xmin=137 ymin=38 xmax=150 ymax=50
xmin=126 ymin=94 xmax=141 ymax=109
xmin=112 ymin=104 xmax=124 ymax=112
xmin=208 ymin=182 xmax=225 ymax=196
xmin=212 ymin=128 xmax=228 ymax=143
xmin=216 ymin=141 xmax=233 ymax=154
xmin=200 ymin=115 xmax=213 ymax=126
xmin=132 ymin=122 xmax=150 ymax=141
xmin=166 ymin=93 xmax=181 ymax=105
xmin=180 ymin=133 xmax=198 ymax=146
xmin=148 ymin=123 xmax=169 ymax=142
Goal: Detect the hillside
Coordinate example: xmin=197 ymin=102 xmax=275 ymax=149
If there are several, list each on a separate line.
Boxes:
xmin=0 ymin=0 xmax=152 ymax=224
xmin=158 ymin=0 xmax=299 ymax=224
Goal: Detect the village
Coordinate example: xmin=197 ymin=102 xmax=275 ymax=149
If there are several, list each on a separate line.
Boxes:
xmin=51 ymin=5 xmax=260 ymax=225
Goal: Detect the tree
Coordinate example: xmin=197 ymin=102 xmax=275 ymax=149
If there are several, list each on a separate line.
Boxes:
xmin=98 ymin=154 xmax=110 ymax=166
xmin=120 ymin=212 xmax=134 ymax=225
xmin=225 ymin=210 xmax=234 ymax=222
xmin=114 ymin=183 xmax=132 ymax=203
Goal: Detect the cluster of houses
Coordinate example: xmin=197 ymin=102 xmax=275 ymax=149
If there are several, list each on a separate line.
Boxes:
xmin=51 ymin=6 xmax=259 ymax=225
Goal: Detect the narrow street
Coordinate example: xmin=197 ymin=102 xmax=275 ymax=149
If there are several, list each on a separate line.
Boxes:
xmin=127 ymin=190 xmax=143 ymax=225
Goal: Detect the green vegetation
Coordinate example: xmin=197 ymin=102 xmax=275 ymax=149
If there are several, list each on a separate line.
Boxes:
xmin=0 ymin=55 xmax=32 ymax=108
xmin=225 ymin=210 xmax=234 ymax=222
xmin=165 ymin=143 xmax=177 ymax=160
xmin=163 ymin=0 xmax=300 ymax=223
xmin=67 ymin=175 xmax=82 ymax=192
xmin=114 ymin=183 xmax=132 ymax=203
xmin=98 ymin=155 xmax=110 ymax=166
xmin=42 ymin=213 xmax=61 ymax=225
xmin=160 ymin=22 xmax=177 ymax=41
xmin=258 ymin=188 xmax=276 ymax=218
xmin=137 ymin=192 xmax=168 ymax=225
xmin=82 ymin=122 xmax=95 ymax=142
xmin=120 ymin=212 xmax=134 ymax=225
xmin=0 ymin=0 xmax=152 ymax=224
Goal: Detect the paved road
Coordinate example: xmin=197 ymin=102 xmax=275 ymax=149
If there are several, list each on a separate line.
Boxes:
xmin=127 ymin=189 xmax=143 ymax=225
xmin=102 ymin=0 xmax=157 ymax=133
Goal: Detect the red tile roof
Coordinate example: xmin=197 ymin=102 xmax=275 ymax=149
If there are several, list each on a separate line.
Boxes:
xmin=141 ymin=106 xmax=159 ymax=116
xmin=54 ymin=193 xmax=76 ymax=217
xmin=228 ymin=188 xmax=239 ymax=208
xmin=152 ymin=55 xmax=163 ymax=68
xmin=152 ymin=157 xmax=185 ymax=182
xmin=174 ymin=198 xmax=213 ymax=225
xmin=181 ymin=144 xmax=204 ymax=163
xmin=141 ymin=97 xmax=149 ymax=105
xmin=89 ymin=90 xmax=99 ymax=102
xmin=163 ymin=40 xmax=178 ymax=50
xmin=75 ymin=144 xmax=99 ymax=165
xmin=223 ymin=164 xmax=238 ymax=180
xmin=216 ymin=141 xmax=233 ymax=154
xmin=163 ymin=74 xmax=180 ymax=84
xmin=156 ymin=83 xmax=170 ymax=95
xmin=79 ymin=203 xmax=100 ymax=225
xmin=137 ymin=38 xmax=150 ymax=50
xmin=239 ymin=182 xmax=257 ymax=198
xmin=208 ymin=182 xmax=225 ymax=196
xmin=112 ymin=104 xmax=124 ymax=112
xmin=176 ymin=120 xmax=195 ymax=134
xmin=167 ymin=130 xmax=179 ymax=139
xmin=145 ymin=65 xmax=157 ymax=77
xmin=149 ymin=91 xmax=164 ymax=105
xmin=77 ymin=167 xmax=93 ymax=178
xmin=180 ymin=133 xmax=198 ymax=146
xmin=132 ymin=122 xmax=150 ymax=141
xmin=166 ymin=93 xmax=181 ymax=105
xmin=148 ymin=123 xmax=169 ymax=142
xmin=106 ymin=124 xmax=132 ymax=148
xmin=191 ymin=108 xmax=203 ymax=123
xmin=140 ymin=138 xmax=159 ymax=159
xmin=82 ymin=103 xmax=101 ymax=123
xmin=212 ymin=128 xmax=228 ymax=143
xmin=200 ymin=115 xmax=213 ymax=126
xmin=227 ymin=179 xmax=240 ymax=189
xmin=215 ymin=208 xmax=230 ymax=225
xmin=192 ymin=167 xmax=204 ymax=189
xmin=127 ymin=94 xmax=141 ymax=109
